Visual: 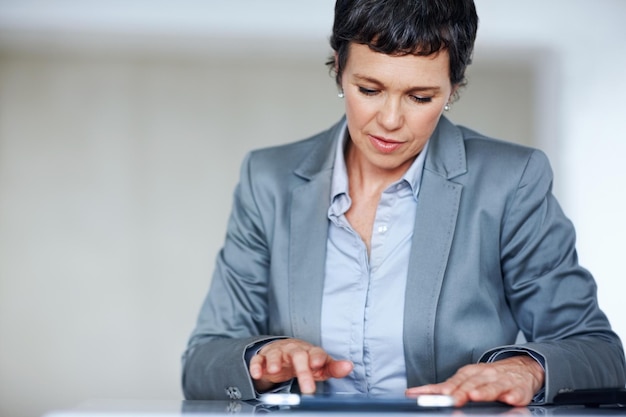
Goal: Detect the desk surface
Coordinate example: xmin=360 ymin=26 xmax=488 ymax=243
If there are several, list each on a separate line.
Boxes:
xmin=42 ymin=399 xmax=626 ymax=417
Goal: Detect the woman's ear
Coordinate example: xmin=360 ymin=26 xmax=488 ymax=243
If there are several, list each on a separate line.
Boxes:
xmin=334 ymin=52 xmax=343 ymax=87
xmin=449 ymin=84 xmax=460 ymax=104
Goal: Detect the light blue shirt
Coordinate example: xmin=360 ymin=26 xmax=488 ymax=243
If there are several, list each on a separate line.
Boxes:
xmin=320 ymin=121 xmax=429 ymax=395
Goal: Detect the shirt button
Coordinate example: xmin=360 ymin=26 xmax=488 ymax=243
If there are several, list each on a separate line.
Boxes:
xmin=378 ymin=225 xmax=388 ymax=233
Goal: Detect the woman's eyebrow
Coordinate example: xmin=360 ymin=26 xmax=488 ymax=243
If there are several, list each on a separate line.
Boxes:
xmin=353 ymin=74 xmax=441 ymax=93
xmin=352 ymin=74 xmax=383 ymax=86
xmin=407 ymin=86 xmax=441 ymax=93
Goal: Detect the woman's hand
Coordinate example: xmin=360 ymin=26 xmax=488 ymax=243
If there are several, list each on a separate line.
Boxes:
xmin=405 ymin=355 xmax=545 ymax=406
xmin=249 ymin=338 xmax=353 ymax=393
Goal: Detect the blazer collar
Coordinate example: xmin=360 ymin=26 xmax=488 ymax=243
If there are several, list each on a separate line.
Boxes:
xmin=294 ymin=115 xmax=467 ymax=182
xmin=293 ymin=117 xmax=346 ymax=181
xmin=424 ymin=115 xmax=467 ymax=180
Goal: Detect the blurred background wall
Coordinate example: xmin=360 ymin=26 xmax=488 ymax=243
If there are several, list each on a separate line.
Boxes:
xmin=0 ymin=1 xmax=624 ymax=416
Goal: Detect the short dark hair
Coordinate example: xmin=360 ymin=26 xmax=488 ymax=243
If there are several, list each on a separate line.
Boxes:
xmin=327 ymin=0 xmax=478 ymax=92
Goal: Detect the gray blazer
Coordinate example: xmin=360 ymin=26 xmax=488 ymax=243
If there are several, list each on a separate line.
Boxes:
xmin=182 ymin=116 xmax=625 ymax=403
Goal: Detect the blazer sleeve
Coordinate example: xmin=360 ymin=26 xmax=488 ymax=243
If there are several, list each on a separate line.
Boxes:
xmin=181 ymin=152 xmax=279 ymax=400
xmin=487 ymin=149 xmax=626 ymax=403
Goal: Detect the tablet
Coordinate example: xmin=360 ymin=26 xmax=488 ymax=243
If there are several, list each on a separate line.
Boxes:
xmin=259 ymin=392 xmax=456 ymax=411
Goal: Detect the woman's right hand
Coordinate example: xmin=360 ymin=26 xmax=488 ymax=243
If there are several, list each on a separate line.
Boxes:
xmin=249 ymin=338 xmax=353 ymax=393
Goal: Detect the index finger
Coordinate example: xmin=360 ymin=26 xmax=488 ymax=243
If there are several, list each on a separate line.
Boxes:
xmin=291 ymin=350 xmax=316 ymax=394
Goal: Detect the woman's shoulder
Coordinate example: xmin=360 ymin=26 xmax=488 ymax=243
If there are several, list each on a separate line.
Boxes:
xmin=245 ymin=120 xmax=341 ymax=174
xmin=250 ymin=129 xmax=333 ymax=161
xmin=456 ymin=123 xmax=550 ymax=168
xmin=458 ymin=124 xmax=534 ymax=154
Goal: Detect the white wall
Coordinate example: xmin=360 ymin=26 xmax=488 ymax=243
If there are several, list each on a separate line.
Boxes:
xmin=0 ymin=2 xmax=624 ymax=417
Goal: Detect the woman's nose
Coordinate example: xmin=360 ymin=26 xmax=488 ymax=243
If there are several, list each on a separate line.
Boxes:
xmin=376 ymin=97 xmax=403 ymax=131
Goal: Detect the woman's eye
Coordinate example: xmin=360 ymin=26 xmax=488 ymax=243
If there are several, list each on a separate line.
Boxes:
xmin=411 ymin=96 xmax=432 ymax=104
xmin=358 ymin=86 xmax=378 ymax=96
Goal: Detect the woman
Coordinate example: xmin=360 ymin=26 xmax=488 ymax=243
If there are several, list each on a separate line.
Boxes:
xmin=182 ymin=0 xmax=626 ymax=406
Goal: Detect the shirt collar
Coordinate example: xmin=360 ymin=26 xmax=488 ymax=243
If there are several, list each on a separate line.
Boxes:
xmin=330 ymin=122 xmax=430 ymax=202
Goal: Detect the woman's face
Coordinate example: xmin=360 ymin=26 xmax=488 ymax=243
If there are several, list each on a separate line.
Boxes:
xmin=341 ymin=43 xmax=454 ymax=178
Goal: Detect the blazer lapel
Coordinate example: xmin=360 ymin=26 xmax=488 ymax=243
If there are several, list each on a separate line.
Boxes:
xmin=288 ymin=119 xmax=345 ymax=346
xmin=403 ymin=117 xmax=466 ymax=387
xmin=289 ymin=176 xmax=331 ymax=346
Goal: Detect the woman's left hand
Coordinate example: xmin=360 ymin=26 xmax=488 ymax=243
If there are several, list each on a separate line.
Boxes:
xmin=405 ymin=355 xmax=545 ymax=406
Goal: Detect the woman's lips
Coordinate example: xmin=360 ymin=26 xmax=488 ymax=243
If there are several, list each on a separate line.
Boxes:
xmin=369 ymin=135 xmax=403 ymax=153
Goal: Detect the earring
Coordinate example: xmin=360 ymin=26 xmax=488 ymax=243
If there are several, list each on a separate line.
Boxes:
xmin=338 ymin=91 xmax=345 ymax=99
xmin=444 ymin=103 xmax=450 ymax=111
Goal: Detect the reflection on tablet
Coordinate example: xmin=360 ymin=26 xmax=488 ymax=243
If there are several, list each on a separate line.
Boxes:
xmin=259 ymin=392 xmax=456 ymax=410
